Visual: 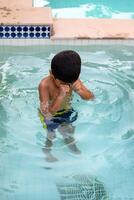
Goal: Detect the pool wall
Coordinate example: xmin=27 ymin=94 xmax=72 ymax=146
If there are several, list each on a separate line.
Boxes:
xmin=1 ymin=0 xmax=134 ymax=45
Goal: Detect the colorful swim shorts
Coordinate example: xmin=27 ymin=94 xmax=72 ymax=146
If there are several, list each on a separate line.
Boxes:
xmin=39 ymin=108 xmax=78 ymax=132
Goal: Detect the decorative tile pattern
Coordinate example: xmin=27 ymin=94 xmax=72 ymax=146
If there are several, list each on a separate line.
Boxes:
xmin=0 ymin=25 xmax=51 ymax=39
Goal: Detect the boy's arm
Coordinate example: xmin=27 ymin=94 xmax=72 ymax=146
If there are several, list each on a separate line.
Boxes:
xmin=38 ymin=81 xmax=52 ymax=119
xmin=38 ymin=82 xmax=69 ymax=117
xmin=71 ymin=79 xmax=94 ymax=100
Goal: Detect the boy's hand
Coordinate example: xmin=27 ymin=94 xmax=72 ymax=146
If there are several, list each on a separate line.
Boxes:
xmin=48 ymin=84 xmax=70 ymax=114
xmin=71 ymin=79 xmax=94 ymax=100
xmin=59 ymin=85 xmax=70 ymax=98
xmin=40 ymin=101 xmax=52 ymax=119
xmin=71 ymin=79 xmax=82 ymax=92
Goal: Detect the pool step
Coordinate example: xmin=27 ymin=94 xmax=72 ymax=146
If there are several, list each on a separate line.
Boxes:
xmin=0 ymin=0 xmax=33 ymax=9
xmin=0 ymin=7 xmax=53 ymax=26
xmin=0 ymin=0 xmax=53 ymax=39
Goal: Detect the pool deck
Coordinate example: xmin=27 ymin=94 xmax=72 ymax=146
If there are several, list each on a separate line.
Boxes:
xmin=52 ymin=18 xmax=134 ymax=39
xmin=1 ymin=0 xmax=134 ymax=40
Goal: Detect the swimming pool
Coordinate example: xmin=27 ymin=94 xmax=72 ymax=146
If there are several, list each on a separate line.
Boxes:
xmin=0 ymin=44 xmax=134 ymax=200
xmin=34 ymin=0 xmax=134 ymax=19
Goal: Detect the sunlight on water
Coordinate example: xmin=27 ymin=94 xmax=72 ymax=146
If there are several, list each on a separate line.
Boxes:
xmin=0 ymin=45 xmax=134 ymax=200
xmin=34 ymin=0 xmax=134 ymax=19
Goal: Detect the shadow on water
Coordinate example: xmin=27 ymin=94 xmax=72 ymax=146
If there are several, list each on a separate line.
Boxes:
xmin=56 ymin=174 xmax=108 ymax=200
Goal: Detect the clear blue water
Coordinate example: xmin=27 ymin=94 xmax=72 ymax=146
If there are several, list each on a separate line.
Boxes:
xmin=0 ymin=45 xmax=134 ymax=200
xmin=34 ymin=0 xmax=134 ymax=18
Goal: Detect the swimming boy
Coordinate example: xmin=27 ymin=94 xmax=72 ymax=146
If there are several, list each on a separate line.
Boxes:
xmin=38 ymin=50 xmax=94 ymax=159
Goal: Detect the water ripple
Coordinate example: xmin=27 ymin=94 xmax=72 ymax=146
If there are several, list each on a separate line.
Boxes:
xmin=0 ymin=46 xmax=134 ymax=199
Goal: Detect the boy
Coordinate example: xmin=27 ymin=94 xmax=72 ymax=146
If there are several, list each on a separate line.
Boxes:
xmin=38 ymin=50 xmax=94 ymax=160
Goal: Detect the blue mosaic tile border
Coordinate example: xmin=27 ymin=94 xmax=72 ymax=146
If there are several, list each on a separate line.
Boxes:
xmin=0 ymin=25 xmax=51 ymax=39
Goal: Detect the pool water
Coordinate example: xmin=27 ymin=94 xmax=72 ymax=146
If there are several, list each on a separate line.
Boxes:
xmin=34 ymin=0 xmax=134 ymax=19
xmin=0 ymin=45 xmax=134 ymax=200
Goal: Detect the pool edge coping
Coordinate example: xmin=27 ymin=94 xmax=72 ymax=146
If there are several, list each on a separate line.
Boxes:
xmin=1 ymin=38 xmax=134 ymax=46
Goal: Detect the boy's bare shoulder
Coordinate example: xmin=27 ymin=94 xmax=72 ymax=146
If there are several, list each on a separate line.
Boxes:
xmin=38 ymin=76 xmax=50 ymax=90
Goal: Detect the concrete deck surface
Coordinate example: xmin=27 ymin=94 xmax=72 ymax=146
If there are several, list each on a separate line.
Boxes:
xmin=52 ymin=18 xmax=134 ymax=39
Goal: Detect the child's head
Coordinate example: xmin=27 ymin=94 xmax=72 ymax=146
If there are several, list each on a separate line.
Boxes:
xmin=51 ymin=50 xmax=81 ymax=84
